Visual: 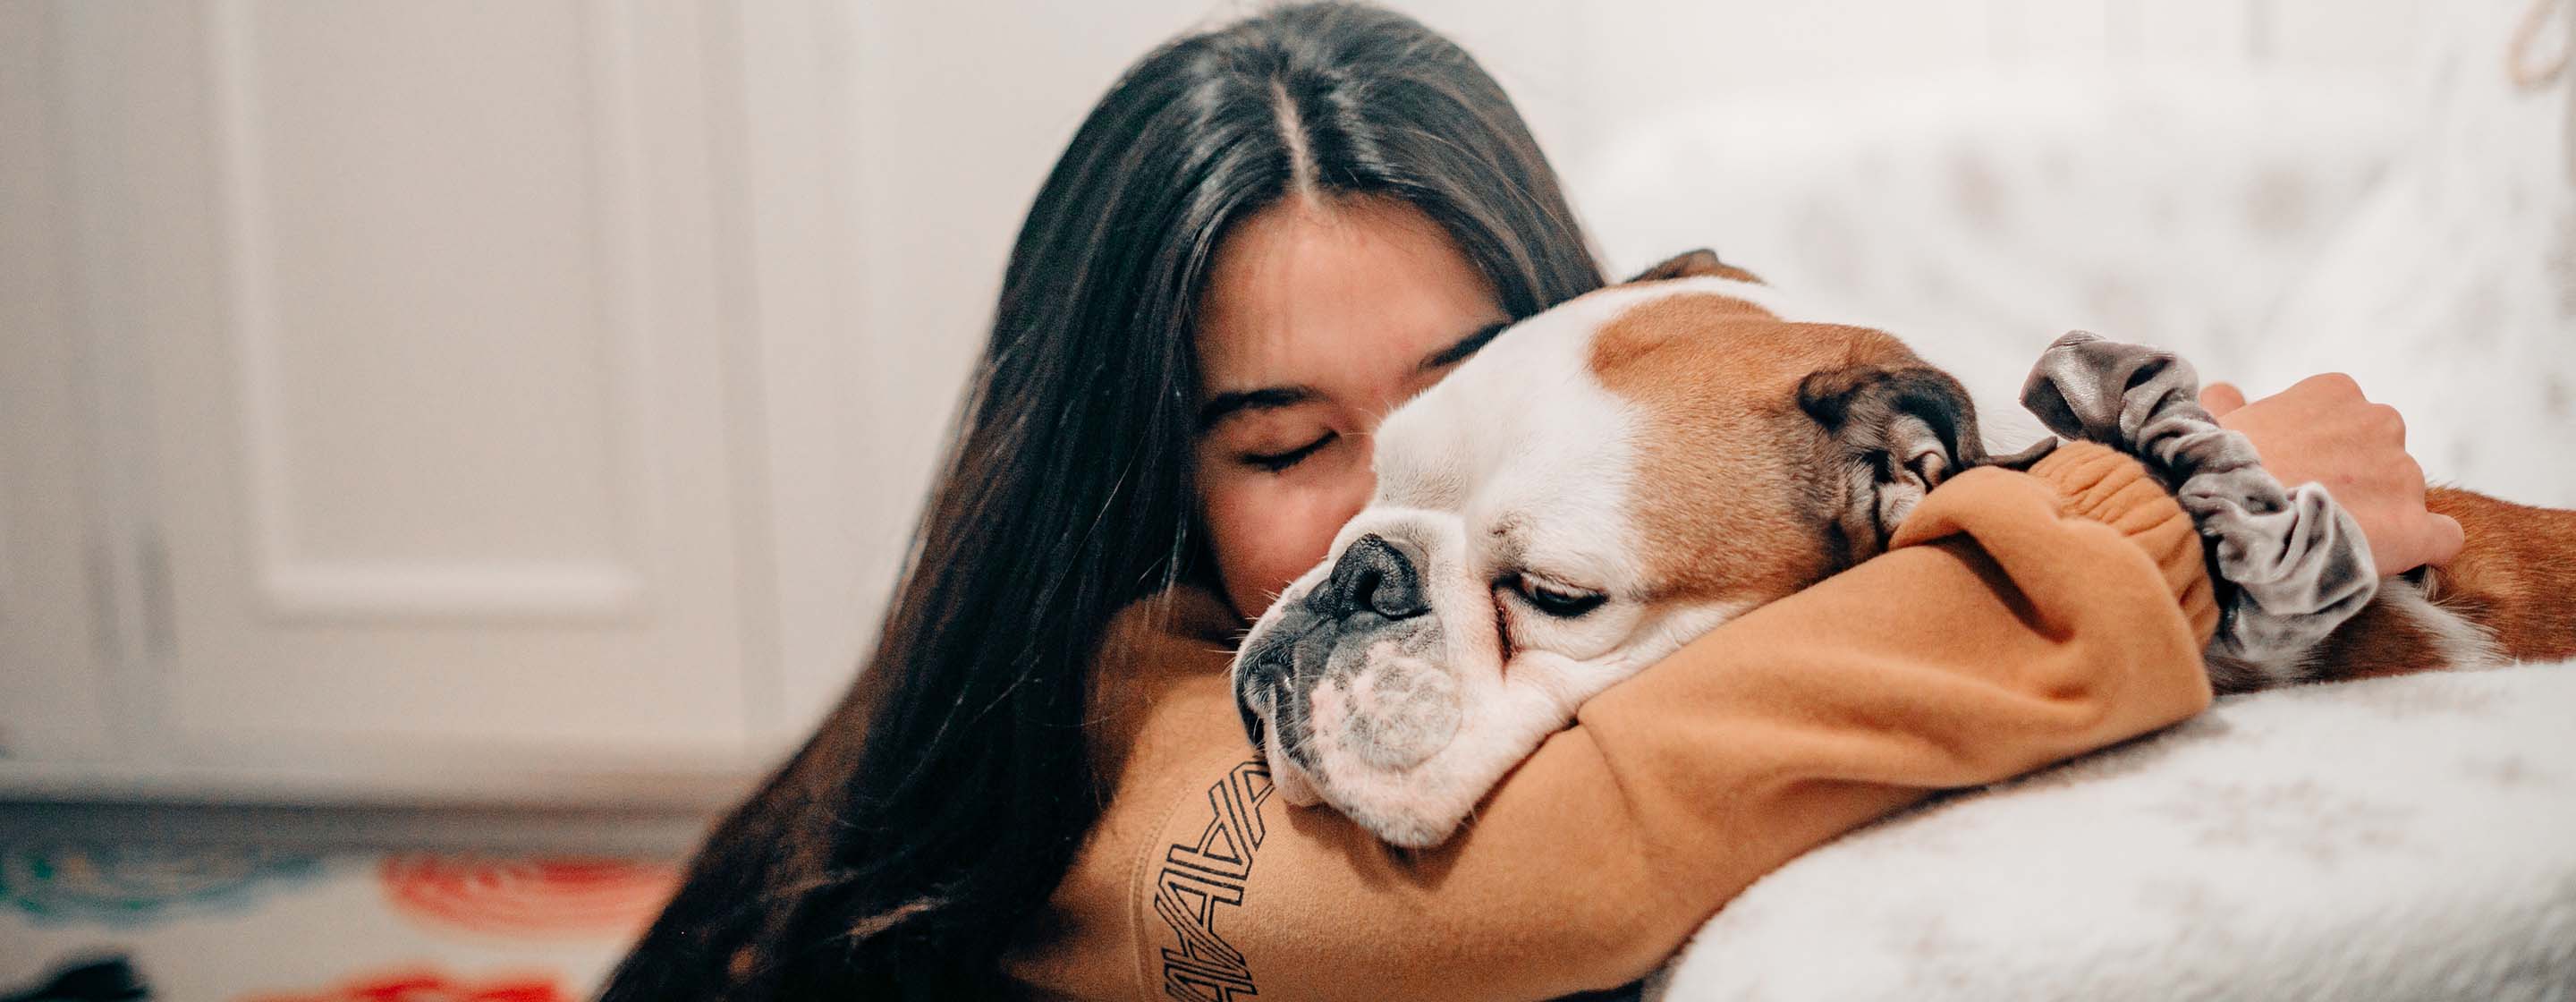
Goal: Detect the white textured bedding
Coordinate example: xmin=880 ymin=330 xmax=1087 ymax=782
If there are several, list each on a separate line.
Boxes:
xmin=1654 ymin=661 xmax=2576 ymax=1001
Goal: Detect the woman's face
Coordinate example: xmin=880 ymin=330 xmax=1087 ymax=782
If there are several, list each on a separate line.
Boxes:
xmin=1194 ymin=194 xmax=1510 ymax=619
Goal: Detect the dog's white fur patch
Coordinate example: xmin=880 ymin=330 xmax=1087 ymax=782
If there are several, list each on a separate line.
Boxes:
xmin=2389 ymin=576 xmax=2506 ymax=667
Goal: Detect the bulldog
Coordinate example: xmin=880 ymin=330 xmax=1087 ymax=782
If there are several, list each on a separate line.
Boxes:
xmin=1230 ymin=249 xmax=2576 ymax=849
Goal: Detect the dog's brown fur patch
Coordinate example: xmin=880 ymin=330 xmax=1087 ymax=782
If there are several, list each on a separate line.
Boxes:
xmin=1623 ymin=248 xmax=1766 ymax=285
xmin=2421 ymin=488 xmax=2576 ymax=662
xmin=1586 ymin=290 xmax=1926 ymax=606
xmin=2308 ymin=488 xmax=2576 ymax=682
xmin=2308 ymin=591 xmax=2449 ymax=683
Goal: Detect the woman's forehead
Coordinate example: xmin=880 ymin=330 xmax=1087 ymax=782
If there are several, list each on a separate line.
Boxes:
xmin=1196 ymin=195 xmax=1504 ymax=404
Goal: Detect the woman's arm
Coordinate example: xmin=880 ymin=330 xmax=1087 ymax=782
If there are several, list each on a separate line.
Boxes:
xmin=1009 ymin=442 xmax=2216 ymax=1001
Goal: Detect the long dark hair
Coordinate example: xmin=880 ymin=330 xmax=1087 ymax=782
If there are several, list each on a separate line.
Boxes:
xmin=602 ymin=4 xmax=1602 ymax=997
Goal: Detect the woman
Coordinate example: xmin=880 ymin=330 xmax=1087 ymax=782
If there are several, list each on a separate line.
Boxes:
xmin=603 ymin=4 xmax=2457 ymax=998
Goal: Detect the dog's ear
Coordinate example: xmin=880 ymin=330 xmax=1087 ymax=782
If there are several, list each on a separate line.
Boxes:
xmin=1799 ymin=364 xmax=2021 ymax=563
xmin=1623 ymin=248 xmax=1762 ymax=285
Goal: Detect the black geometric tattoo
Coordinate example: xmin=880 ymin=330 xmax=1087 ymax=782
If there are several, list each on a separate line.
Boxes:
xmin=1155 ymin=759 xmax=1274 ymax=1001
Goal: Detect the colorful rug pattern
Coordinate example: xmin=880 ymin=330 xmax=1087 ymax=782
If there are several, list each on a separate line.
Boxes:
xmin=378 ymin=855 xmax=677 ymax=940
xmin=0 ymin=845 xmax=675 ymax=1001
xmin=0 ymin=845 xmax=319 ymax=928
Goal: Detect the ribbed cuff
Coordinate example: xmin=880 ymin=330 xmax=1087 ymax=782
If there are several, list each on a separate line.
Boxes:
xmin=2025 ymin=442 xmax=2221 ymax=647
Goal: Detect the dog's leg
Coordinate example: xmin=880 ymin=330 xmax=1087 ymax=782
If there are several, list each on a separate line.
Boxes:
xmin=2309 ymin=488 xmax=2576 ymax=681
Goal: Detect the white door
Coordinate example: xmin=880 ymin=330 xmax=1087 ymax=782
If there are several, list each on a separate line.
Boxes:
xmin=27 ymin=0 xmax=766 ymax=796
xmin=0 ymin=1 xmax=120 ymax=769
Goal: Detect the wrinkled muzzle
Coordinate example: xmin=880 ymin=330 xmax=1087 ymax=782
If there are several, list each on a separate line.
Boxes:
xmin=1233 ymin=531 xmax=1479 ymax=845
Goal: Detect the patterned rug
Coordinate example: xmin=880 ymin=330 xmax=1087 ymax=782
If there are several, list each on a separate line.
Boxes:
xmin=0 ymin=845 xmax=675 ymax=1000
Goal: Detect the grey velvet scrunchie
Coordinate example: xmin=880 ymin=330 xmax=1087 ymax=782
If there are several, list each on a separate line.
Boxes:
xmin=2019 ymin=331 xmax=2378 ymax=692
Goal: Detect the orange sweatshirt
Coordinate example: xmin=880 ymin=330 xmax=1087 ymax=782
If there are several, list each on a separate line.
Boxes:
xmin=1004 ymin=442 xmax=2221 ymax=1001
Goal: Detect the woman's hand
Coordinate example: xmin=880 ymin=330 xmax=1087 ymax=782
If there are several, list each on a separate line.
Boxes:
xmin=2199 ymin=375 xmax=2464 ymax=575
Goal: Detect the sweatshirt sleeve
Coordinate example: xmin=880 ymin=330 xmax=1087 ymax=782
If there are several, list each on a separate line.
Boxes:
xmin=1011 ymin=442 xmax=2219 ymax=1002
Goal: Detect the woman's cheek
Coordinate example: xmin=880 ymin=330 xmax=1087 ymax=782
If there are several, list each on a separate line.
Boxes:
xmin=1202 ymin=473 xmax=1289 ymax=616
xmin=1202 ymin=463 xmax=1371 ymax=617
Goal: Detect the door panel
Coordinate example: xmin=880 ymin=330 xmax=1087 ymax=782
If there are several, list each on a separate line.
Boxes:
xmin=0 ymin=1 xmax=117 ymax=766
xmin=54 ymin=0 xmax=755 ymax=765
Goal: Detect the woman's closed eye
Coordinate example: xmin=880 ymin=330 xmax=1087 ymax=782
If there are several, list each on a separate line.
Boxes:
xmin=1242 ymin=431 xmax=1337 ymax=472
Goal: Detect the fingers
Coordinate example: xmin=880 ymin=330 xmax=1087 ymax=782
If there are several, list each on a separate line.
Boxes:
xmin=2374 ymin=513 xmax=2468 ymax=576
xmin=2421 ymin=513 xmax=2466 ymax=569
xmin=2373 ymin=403 xmax=2407 ymax=446
xmin=2200 ymin=381 xmax=2249 ymax=417
xmin=2292 ymin=371 xmax=2363 ymax=398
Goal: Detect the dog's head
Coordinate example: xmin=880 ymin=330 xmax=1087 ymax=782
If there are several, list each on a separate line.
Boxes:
xmin=1230 ymin=250 xmax=2026 ymax=847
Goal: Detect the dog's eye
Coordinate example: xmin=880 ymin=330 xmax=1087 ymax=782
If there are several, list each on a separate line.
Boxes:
xmin=1511 ymin=573 xmax=1606 ymax=618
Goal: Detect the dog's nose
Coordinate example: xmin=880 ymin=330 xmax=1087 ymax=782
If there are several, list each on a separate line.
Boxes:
xmin=1305 ymin=533 xmax=1429 ymax=622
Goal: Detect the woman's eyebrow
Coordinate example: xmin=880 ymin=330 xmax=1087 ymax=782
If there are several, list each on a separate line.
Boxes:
xmin=1198 ymin=385 xmax=1317 ymax=429
xmin=1197 ymin=320 xmax=1510 ymax=429
xmin=1417 ymin=320 xmax=1512 ymax=372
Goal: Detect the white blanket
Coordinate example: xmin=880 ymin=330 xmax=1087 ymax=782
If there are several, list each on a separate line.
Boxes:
xmin=1656 ymin=661 xmax=2576 ymax=1001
